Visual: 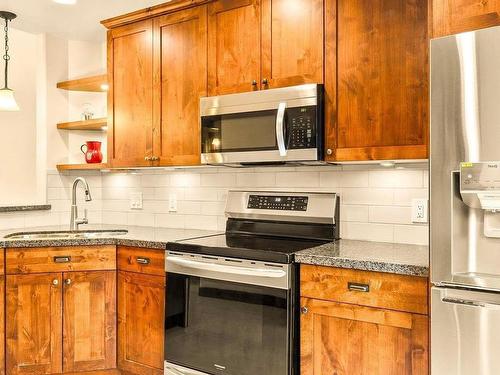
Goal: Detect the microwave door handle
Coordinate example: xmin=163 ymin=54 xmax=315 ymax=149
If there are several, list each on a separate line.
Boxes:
xmin=167 ymin=257 xmax=286 ymax=279
xmin=276 ymin=102 xmax=287 ymax=156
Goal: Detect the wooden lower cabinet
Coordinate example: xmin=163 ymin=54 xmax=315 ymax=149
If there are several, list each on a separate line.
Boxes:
xmin=63 ymin=271 xmax=116 ymax=372
xmin=5 ymin=271 xmax=116 ymax=375
xmin=300 ymin=297 xmax=429 ymax=375
xmin=117 ymin=271 xmax=165 ymax=375
xmin=6 ymin=273 xmax=63 ymax=375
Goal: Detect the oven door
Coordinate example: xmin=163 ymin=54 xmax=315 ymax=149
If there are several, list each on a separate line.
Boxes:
xmin=165 ymin=253 xmax=294 ymax=375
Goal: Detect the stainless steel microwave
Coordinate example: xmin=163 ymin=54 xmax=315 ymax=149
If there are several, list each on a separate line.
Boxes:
xmin=200 ymin=84 xmax=324 ymax=165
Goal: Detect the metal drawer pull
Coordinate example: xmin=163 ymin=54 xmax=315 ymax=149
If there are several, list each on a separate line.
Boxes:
xmin=53 ymin=256 xmax=71 ymax=263
xmin=136 ymin=257 xmax=151 ymax=265
xmin=442 ymin=297 xmax=500 ymax=309
xmin=348 ymin=282 xmax=370 ymax=292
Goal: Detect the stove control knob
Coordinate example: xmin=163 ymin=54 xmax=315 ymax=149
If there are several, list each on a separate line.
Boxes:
xmin=300 ymin=306 xmax=308 ymax=315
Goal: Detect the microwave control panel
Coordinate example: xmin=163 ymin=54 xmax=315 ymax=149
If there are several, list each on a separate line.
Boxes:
xmin=287 ymin=107 xmax=317 ymax=149
xmin=247 ymin=195 xmax=309 ymax=211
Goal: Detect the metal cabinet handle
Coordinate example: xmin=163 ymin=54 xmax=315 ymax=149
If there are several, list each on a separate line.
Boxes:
xmin=52 ymin=279 xmax=59 ymax=286
xmin=348 ymin=282 xmax=370 ymax=292
xmin=151 ymin=156 xmax=159 ymax=161
xmin=53 ymin=256 xmax=71 ymax=263
xmin=145 ymin=156 xmax=152 ymax=161
xmin=136 ymin=257 xmax=151 ymax=265
xmin=65 ymin=279 xmax=72 ymax=286
xmin=326 ymin=148 xmax=333 ymax=155
xmin=301 ymin=306 xmax=308 ymax=314
xmin=262 ymin=78 xmax=269 ymax=85
xmin=251 ymin=80 xmax=258 ymax=86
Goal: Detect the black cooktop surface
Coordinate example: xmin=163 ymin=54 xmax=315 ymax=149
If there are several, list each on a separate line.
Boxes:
xmin=167 ymin=233 xmax=331 ymax=264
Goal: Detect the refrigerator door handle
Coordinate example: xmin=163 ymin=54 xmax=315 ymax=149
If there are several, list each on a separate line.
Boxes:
xmin=442 ymin=296 xmax=500 ymax=309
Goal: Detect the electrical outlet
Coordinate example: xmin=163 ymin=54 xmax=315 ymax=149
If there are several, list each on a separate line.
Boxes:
xmin=129 ymin=192 xmax=143 ymax=210
xmin=411 ymin=199 xmax=428 ymax=223
xmin=169 ymin=193 xmax=177 ymax=212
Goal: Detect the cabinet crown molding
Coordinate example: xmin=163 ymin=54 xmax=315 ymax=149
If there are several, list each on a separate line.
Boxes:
xmin=101 ymin=0 xmax=214 ymax=29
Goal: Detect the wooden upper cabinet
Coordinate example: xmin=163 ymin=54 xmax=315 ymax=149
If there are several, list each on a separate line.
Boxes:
xmin=208 ymin=0 xmax=262 ymax=95
xmin=432 ymin=0 xmax=500 ymax=37
xmin=153 ymin=6 xmax=207 ymax=166
xmin=118 ymin=271 xmax=166 ymax=375
xmin=62 ymin=271 xmax=117 ymax=372
xmin=108 ymin=20 xmax=154 ymax=167
xmin=261 ymin=0 xmax=324 ymax=89
xmin=327 ymin=0 xmax=429 ymax=161
xmin=6 ymin=273 xmax=63 ymax=375
xmin=301 ymin=297 xmax=429 ymax=375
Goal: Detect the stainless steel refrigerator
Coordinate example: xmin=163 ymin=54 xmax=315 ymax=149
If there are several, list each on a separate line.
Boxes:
xmin=431 ymin=26 xmax=500 ymax=374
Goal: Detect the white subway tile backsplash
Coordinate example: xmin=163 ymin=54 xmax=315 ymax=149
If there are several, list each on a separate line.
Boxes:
xmin=236 ymin=173 xmax=276 ymax=187
xmin=341 ymin=188 xmax=394 ymax=205
xmin=341 ymin=205 xmax=369 ymax=222
xmin=0 ymin=164 xmax=430 ymax=245
xmin=276 ymin=172 xmax=320 ymax=187
xmin=394 ymin=224 xmax=429 ymax=245
xmin=369 ymin=206 xmax=412 ymax=225
xmin=369 ymin=170 xmax=423 ymax=188
xmin=201 ymin=173 xmax=237 ymax=187
xmin=341 ymin=222 xmax=394 ymax=243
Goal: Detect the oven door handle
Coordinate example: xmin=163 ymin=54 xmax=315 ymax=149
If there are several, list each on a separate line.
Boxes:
xmin=167 ymin=257 xmax=286 ymax=278
xmin=276 ymin=102 xmax=287 ymax=157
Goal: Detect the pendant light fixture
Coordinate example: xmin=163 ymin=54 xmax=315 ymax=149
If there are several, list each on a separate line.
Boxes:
xmin=0 ymin=11 xmax=19 ymax=112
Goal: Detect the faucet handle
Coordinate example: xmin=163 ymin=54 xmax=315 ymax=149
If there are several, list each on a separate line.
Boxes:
xmin=83 ymin=209 xmax=88 ymax=221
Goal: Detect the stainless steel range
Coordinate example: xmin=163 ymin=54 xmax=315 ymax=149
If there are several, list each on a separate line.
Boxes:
xmin=164 ymin=190 xmax=339 ymax=375
xmin=431 ymin=25 xmax=500 ymax=374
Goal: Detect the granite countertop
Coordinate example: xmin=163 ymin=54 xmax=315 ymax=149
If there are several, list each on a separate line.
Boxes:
xmin=0 ymin=204 xmax=51 ymax=213
xmin=0 ymin=225 xmax=222 ymax=250
xmin=0 ymin=225 xmax=429 ymax=277
xmin=295 ymin=240 xmax=429 ymax=277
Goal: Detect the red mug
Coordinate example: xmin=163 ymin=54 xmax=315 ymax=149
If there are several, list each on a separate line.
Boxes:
xmin=81 ymin=141 xmax=103 ymax=164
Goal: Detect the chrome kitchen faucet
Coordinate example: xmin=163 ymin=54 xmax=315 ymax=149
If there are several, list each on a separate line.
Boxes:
xmin=70 ymin=177 xmax=92 ymax=230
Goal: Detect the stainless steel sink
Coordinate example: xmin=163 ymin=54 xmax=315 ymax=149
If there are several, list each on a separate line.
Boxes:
xmin=4 ymin=229 xmax=128 ymax=240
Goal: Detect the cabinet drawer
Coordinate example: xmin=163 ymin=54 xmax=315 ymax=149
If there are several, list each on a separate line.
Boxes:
xmin=300 ymin=265 xmax=428 ymax=315
xmin=6 ymin=246 xmax=116 ymax=274
xmin=117 ymin=246 xmax=165 ymax=276
xmin=0 ymin=249 xmax=4 ymax=275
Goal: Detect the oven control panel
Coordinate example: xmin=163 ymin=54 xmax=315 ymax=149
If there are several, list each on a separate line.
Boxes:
xmin=247 ymin=195 xmax=308 ymax=211
xmin=287 ymin=107 xmax=316 ymax=149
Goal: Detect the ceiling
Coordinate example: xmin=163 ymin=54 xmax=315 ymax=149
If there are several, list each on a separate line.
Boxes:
xmin=3 ymin=0 xmax=169 ymax=41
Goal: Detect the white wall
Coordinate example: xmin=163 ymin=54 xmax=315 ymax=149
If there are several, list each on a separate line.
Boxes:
xmin=0 ymin=28 xmax=45 ymax=205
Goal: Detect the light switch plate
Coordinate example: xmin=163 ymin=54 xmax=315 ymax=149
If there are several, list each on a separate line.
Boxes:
xmin=411 ymin=198 xmax=428 ymax=223
xmin=129 ymin=192 xmax=143 ymax=210
xmin=169 ymin=193 xmax=177 ymax=212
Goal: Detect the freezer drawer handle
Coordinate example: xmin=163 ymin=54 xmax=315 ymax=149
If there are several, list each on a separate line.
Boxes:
xmin=348 ymin=282 xmax=369 ymax=292
xmin=442 ymin=297 xmax=500 ymax=309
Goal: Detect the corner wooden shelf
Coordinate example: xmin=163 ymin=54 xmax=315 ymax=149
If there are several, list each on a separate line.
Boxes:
xmin=57 ymin=74 xmax=108 ymax=92
xmin=56 ymin=163 xmax=107 ymax=171
xmin=57 ymin=118 xmax=107 ymax=131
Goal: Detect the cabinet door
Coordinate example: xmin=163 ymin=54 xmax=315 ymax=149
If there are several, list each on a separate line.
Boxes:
xmin=62 ymin=271 xmax=116 ymax=372
xmin=208 ymin=0 xmax=262 ymax=95
xmin=300 ymin=297 xmax=428 ymax=375
xmin=153 ymin=6 xmax=207 ymax=166
xmin=118 ymin=271 xmax=165 ymax=375
xmin=331 ymin=0 xmax=428 ymax=161
xmin=432 ymin=0 xmax=500 ymax=37
xmin=0 ymin=276 xmax=4 ymax=375
xmin=6 ymin=274 xmax=63 ymax=375
xmin=108 ymin=20 xmax=154 ymax=167
xmin=261 ymin=0 xmax=324 ymax=89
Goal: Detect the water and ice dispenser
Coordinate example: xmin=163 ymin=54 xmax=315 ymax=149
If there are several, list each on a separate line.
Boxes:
xmin=460 ymin=162 xmax=500 ymax=238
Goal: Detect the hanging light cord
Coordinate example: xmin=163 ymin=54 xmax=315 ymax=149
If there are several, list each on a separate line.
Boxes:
xmin=3 ymin=16 xmax=9 ymax=89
